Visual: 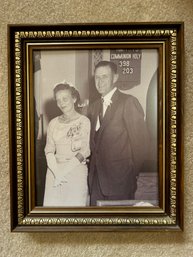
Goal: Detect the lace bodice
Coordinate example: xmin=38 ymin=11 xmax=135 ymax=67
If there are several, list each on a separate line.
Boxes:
xmin=45 ymin=115 xmax=91 ymax=162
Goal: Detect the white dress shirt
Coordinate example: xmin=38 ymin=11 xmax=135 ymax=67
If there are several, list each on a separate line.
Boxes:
xmin=95 ymin=87 xmax=117 ymax=131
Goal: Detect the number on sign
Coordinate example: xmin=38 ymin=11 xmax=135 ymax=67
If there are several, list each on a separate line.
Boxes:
xmin=122 ymin=67 xmax=134 ymax=74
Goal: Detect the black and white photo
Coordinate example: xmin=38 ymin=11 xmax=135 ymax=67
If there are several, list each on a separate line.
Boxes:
xmin=34 ymin=48 xmax=159 ymax=207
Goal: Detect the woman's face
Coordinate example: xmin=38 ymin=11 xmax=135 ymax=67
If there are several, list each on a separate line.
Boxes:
xmin=55 ymin=89 xmax=76 ymax=115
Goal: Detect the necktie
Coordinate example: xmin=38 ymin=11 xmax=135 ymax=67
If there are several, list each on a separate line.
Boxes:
xmin=99 ymin=97 xmax=104 ymax=125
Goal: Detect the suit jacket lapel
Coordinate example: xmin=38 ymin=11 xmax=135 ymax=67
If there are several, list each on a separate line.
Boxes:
xmin=90 ymin=100 xmax=100 ymax=148
xmin=97 ymin=90 xmax=120 ymax=138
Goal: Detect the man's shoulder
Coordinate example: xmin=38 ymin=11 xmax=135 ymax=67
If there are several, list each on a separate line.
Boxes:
xmin=116 ymin=90 xmax=144 ymax=113
xmin=116 ymin=90 xmax=138 ymax=103
xmin=117 ymin=91 xmax=144 ymax=115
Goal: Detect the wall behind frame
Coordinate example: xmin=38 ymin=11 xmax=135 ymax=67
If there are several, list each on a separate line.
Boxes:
xmin=0 ymin=0 xmax=193 ymax=256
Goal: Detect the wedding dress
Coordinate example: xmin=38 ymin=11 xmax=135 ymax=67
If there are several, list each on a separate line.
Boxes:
xmin=43 ymin=115 xmax=90 ymax=207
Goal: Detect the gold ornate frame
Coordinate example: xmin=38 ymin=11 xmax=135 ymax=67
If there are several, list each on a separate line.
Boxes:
xmin=8 ymin=23 xmax=184 ymax=231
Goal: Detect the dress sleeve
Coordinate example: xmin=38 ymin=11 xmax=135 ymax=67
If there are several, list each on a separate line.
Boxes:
xmin=44 ymin=118 xmax=59 ymax=176
xmin=79 ymin=116 xmax=91 ymax=159
xmin=44 ymin=118 xmax=56 ymax=155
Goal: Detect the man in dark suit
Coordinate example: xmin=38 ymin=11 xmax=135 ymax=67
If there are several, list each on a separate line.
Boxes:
xmin=88 ymin=60 xmax=149 ymax=206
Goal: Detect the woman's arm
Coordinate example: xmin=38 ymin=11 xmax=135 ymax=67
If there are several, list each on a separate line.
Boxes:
xmin=45 ymin=118 xmax=67 ymax=185
xmin=77 ymin=116 xmax=91 ymax=161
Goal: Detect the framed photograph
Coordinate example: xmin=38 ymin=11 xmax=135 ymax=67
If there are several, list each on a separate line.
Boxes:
xmin=8 ymin=23 xmax=184 ymax=231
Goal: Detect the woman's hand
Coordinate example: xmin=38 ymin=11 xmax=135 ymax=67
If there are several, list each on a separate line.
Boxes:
xmin=53 ymin=156 xmax=82 ymax=187
xmin=53 ymin=175 xmax=68 ymax=187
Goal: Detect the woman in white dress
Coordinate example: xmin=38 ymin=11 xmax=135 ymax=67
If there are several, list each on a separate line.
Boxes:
xmin=43 ymin=83 xmax=90 ymax=207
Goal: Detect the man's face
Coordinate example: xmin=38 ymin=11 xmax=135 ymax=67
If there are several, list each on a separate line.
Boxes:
xmin=94 ymin=65 xmax=116 ymax=97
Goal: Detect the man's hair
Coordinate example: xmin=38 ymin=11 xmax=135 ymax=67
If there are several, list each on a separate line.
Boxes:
xmin=94 ymin=61 xmax=117 ymax=74
xmin=53 ymin=83 xmax=81 ymax=111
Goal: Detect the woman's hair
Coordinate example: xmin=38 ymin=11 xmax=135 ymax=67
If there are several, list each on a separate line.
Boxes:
xmin=53 ymin=83 xmax=81 ymax=112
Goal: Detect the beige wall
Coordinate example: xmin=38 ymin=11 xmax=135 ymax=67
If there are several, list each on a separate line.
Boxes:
xmin=39 ymin=50 xmax=90 ymax=134
xmin=0 ymin=0 xmax=193 ymax=256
